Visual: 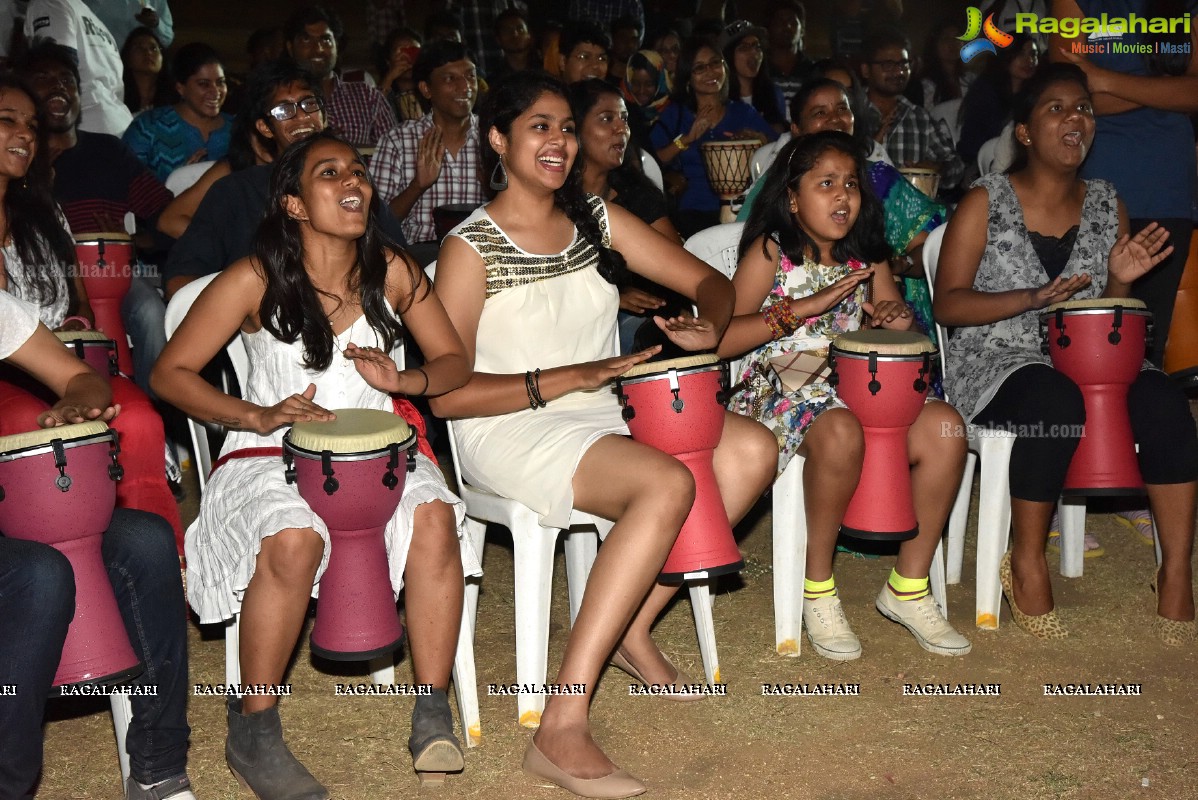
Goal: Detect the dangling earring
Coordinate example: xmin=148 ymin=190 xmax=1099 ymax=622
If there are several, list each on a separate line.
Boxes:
xmin=490 ymin=155 xmax=508 ymax=191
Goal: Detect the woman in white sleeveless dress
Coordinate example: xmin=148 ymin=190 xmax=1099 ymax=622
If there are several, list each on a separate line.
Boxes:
xmin=432 ymin=72 xmax=777 ymax=799
xmin=152 ymin=133 xmax=479 ymax=798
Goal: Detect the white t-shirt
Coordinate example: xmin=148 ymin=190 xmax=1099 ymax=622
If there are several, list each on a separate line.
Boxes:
xmin=25 ymin=0 xmax=133 ymax=137
xmin=0 ymin=291 xmax=42 ymax=361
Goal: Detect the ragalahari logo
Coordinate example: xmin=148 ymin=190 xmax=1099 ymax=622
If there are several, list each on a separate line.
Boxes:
xmin=959 ymin=7 xmax=1015 ymax=62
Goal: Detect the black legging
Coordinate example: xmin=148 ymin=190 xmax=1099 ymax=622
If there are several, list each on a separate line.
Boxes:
xmin=971 ymin=364 xmax=1198 ymax=502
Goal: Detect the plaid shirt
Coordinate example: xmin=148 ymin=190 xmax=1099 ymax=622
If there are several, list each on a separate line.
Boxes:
xmin=366 ymin=0 xmax=405 ymax=46
xmin=327 ymin=73 xmax=397 ymax=147
xmin=865 ymin=95 xmax=964 ymax=190
xmin=442 ymin=0 xmax=527 ymax=78
xmin=372 ymin=114 xmax=486 ymax=244
xmin=564 ymin=0 xmax=644 ymax=29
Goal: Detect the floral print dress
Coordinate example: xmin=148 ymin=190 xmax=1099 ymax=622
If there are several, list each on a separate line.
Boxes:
xmin=727 ymin=249 xmax=866 ymax=473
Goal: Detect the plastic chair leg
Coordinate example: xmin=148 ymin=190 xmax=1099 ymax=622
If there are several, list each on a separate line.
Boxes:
xmin=771 ymin=458 xmax=806 ymax=657
xmin=367 ymin=658 xmax=394 ymax=686
xmin=225 ymin=616 xmax=240 ymax=686
xmin=688 ymin=579 xmax=721 ymax=685
xmin=452 ymin=594 xmax=481 ymax=747
xmin=462 ymin=518 xmax=487 ymax=626
xmin=1057 ymin=497 xmax=1087 ymax=578
xmin=511 ymin=509 xmax=560 ymax=728
xmin=929 ymin=539 xmax=948 ymax=619
xmin=946 ymin=452 xmax=977 ymax=585
xmin=974 ymin=435 xmax=1014 ymax=629
xmin=110 ymin=693 xmax=133 ymax=781
xmin=564 ymin=528 xmax=598 ymax=628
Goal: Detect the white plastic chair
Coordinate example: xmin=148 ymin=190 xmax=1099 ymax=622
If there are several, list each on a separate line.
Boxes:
xmin=930 ymin=98 xmax=963 ymax=146
xmin=923 ymin=224 xmax=1089 ymax=629
xmin=163 ymin=274 xmax=480 ymax=745
xmin=640 ymin=151 xmax=664 ymax=193
xmin=685 ymin=223 xmax=949 ymax=655
xmin=750 ymin=137 xmax=785 ymax=182
xmin=164 ymin=160 xmax=217 ymax=196
xmin=977 ymin=136 xmax=1000 ymax=176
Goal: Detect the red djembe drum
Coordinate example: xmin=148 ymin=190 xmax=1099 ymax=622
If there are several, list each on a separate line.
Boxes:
xmin=700 ymin=140 xmax=759 ymax=224
xmin=0 ymin=421 xmax=141 ymax=690
xmin=829 ymin=330 xmax=936 ymax=540
xmin=616 ymin=354 xmax=744 ymax=581
xmin=75 ymin=232 xmax=135 ymax=376
xmin=1040 ymin=298 xmax=1152 ymax=494
xmin=55 ymin=331 xmax=119 ymax=383
xmin=283 ymin=408 xmax=418 ymax=660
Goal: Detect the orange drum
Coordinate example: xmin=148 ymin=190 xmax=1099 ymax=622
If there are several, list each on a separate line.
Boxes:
xmin=700 ymin=140 xmax=759 ymax=223
xmin=74 ymin=232 xmax=134 ymax=376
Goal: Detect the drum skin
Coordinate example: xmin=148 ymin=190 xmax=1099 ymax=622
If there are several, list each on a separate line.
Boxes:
xmin=1043 ymin=302 xmax=1151 ymax=494
xmin=830 ymin=333 xmax=934 ymax=540
xmin=0 ymin=425 xmax=141 ymax=689
xmin=75 ymin=234 xmax=135 ymax=376
xmin=284 ymin=412 xmax=416 ymax=661
xmin=617 ymin=360 xmax=744 ymax=581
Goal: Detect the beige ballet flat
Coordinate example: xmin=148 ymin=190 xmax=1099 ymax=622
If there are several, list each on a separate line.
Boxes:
xmin=522 ymin=739 xmax=646 ymax=799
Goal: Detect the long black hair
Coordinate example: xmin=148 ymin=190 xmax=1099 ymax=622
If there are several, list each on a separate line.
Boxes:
xmin=1006 ymin=62 xmax=1090 ymax=175
xmin=0 ymin=75 xmax=74 ymax=309
xmin=740 ymin=130 xmax=889 ymax=267
xmin=723 ymin=31 xmax=785 ymax=127
xmin=120 ymin=27 xmax=173 ymax=113
xmin=256 ymin=131 xmax=415 ymax=371
xmin=477 ymin=71 xmax=627 ymax=287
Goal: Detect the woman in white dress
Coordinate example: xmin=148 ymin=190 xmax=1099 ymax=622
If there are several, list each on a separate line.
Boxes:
xmin=152 ymin=132 xmax=478 ymax=798
xmin=432 ymin=71 xmax=777 ymax=799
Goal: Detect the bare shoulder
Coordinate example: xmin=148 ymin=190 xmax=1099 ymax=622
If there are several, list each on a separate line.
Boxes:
xmin=383 ymin=247 xmax=427 ymax=306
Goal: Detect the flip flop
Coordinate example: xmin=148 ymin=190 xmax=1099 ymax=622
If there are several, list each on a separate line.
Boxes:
xmin=1114 ymin=509 xmax=1155 ymax=546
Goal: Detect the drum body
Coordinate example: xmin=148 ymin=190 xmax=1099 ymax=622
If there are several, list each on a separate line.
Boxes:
xmin=55 ymin=331 xmax=119 ymax=382
xmin=699 ymin=140 xmax=758 ymax=224
xmin=1041 ymin=299 xmax=1152 ymax=494
xmin=74 ymin=232 xmax=135 ymax=376
xmin=829 ymin=331 xmax=935 ymax=540
xmin=898 ymin=167 xmax=941 ymax=199
xmin=616 ymin=355 xmax=744 ymax=581
xmin=0 ymin=422 xmax=140 ymax=689
xmin=284 ymin=409 xmax=417 ymax=660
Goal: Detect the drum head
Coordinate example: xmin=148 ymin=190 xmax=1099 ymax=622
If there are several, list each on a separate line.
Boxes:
xmin=898 ymin=167 xmax=939 ymax=178
xmin=54 ymin=331 xmax=115 ymax=344
xmin=832 ymin=330 xmax=935 ymax=356
xmin=73 ymin=232 xmax=132 ymax=243
xmin=288 ymin=408 xmax=414 ymax=454
xmin=0 ymin=420 xmax=111 ymax=458
xmin=1045 ymin=298 xmax=1148 ymax=313
xmin=622 ymin=353 xmax=720 ymax=378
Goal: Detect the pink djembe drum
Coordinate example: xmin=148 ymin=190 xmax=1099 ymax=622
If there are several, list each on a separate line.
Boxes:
xmin=829 ymin=330 xmax=936 ymax=540
xmin=75 ymin=232 xmax=135 ymax=377
xmin=616 ymin=354 xmax=744 ymax=581
xmin=55 ymin=331 xmax=119 ymax=382
xmin=1040 ymin=298 xmax=1152 ymax=494
xmin=700 ymin=140 xmax=759 ymax=224
xmin=0 ymin=421 xmax=141 ymax=690
xmin=283 ymin=409 xmax=417 ymax=660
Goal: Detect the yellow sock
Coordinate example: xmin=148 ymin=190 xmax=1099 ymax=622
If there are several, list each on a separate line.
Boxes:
xmin=804 ymin=576 xmax=836 ymax=600
xmin=887 ymin=568 xmax=929 ymax=601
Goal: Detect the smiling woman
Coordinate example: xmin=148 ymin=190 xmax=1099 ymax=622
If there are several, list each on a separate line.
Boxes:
xmin=122 ymin=43 xmax=233 ymax=181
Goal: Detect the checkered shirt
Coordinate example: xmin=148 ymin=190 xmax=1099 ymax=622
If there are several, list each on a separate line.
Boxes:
xmin=867 ymin=95 xmax=964 ymax=190
xmin=327 ymin=73 xmax=398 ymax=147
xmin=366 ymin=0 xmax=405 ymax=46
xmin=371 ymin=114 xmax=486 ymax=244
xmin=445 ymin=0 xmax=528 ymax=79
xmin=564 ymin=0 xmax=644 ymax=29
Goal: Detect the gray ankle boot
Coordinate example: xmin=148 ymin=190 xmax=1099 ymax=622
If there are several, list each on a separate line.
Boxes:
xmin=408 ymin=689 xmax=464 ymax=774
xmin=225 ymin=697 xmax=329 ymax=800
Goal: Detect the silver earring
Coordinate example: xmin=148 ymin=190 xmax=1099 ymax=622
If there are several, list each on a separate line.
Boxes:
xmin=490 ymin=156 xmax=508 ymax=191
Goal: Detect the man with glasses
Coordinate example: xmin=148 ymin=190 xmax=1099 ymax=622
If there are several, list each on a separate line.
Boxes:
xmin=859 ymin=27 xmax=963 ymax=197
xmin=162 ymin=61 xmax=408 ymax=300
xmin=373 ymin=40 xmax=485 ymax=266
xmin=283 ymin=4 xmax=396 ymax=148
xmin=558 ymin=20 xmax=612 ymax=84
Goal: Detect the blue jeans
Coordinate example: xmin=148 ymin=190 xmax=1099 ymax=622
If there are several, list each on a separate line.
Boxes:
xmin=121 ymin=275 xmax=167 ymax=398
xmin=0 ymin=509 xmax=190 ymax=798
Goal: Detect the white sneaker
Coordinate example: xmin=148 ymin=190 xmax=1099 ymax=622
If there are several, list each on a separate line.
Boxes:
xmin=802 ymin=595 xmax=862 ymax=661
xmin=875 ymin=588 xmax=972 ymax=656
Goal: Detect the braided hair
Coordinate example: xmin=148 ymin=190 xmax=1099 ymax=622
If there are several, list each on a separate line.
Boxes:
xmin=476 ymin=71 xmax=627 ymax=287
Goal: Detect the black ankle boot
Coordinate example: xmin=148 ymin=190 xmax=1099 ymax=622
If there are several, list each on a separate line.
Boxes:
xmin=225 ymin=697 xmax=329 ymax=800
xmin=408 ymin=689 xmax=464 ymax=773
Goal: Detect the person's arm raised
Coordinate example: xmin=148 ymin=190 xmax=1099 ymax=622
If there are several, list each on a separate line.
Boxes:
xmin=427 ymin=234 xmax=659 ymax=420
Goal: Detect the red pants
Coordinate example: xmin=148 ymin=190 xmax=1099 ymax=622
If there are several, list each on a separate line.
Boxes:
xmin=0 ymin=373 xmax=184 ymax=554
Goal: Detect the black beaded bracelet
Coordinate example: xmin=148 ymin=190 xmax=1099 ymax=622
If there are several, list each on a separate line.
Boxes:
xmin=529 ymin=367 xmax=546 ymax=408
xmin=525 ymin=370 xmax=540 ymax=410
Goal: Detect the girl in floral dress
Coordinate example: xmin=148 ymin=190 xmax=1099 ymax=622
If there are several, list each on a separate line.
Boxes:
xmin=720 ymin=130 xmax=970 ymax=661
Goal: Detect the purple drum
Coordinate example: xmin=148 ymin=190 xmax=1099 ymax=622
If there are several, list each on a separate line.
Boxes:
xmin=55 ymin=331 xmax=119 ymax=381
xmin=283 ymin=408 xmax=417 ymax=660
xmin=0 ymin=421 xmax=141 ymax=690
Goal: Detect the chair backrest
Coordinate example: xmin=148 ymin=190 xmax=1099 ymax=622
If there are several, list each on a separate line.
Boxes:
xmin=751 ymin=138 xmax=784 ymax=182
xmin=164 ymin=160 xmax=217 ymax=196
xmin=683 ymin=221 xmax=744 ymax=281
xmin=640 ymin=152 xmax=664 ymax=192
xmin=930 ymin=98 xmax=963 ymax=145
xmin=163 ymin=273 xmax=250 ymax=386
xmin=977 ymin=135 xmax=1000 ymax=176
xmin=920 ymin=224 xmax=951 ymax=391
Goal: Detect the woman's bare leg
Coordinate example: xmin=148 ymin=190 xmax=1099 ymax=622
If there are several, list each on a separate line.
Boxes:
xmin=896 ymin=402 xmax=967 ymax=577
xmin=404 ymin=500 xmax=464 ymax=688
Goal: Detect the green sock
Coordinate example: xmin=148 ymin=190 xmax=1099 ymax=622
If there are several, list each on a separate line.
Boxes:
xmin=804 ymin=575 xmax=836 ymax=600
xmin=887 ymin=568 xmax=929 ymax=601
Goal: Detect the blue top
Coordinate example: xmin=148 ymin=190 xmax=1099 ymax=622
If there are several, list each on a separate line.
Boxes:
xmin=121 ymin=106 xmax=234 ymax=183
xmin=1076 ymin=0 xmax=1197 ymax=219
xmin=651 ymin=102 xmax=777 ymax=212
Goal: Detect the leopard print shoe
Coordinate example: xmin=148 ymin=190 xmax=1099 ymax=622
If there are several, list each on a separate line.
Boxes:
xmin=999 ymin=552 xmax=1068 ymax=639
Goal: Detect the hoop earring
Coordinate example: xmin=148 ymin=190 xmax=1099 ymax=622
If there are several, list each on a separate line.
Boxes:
xmin=490 ymin=156 xmax=508 ymax=191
